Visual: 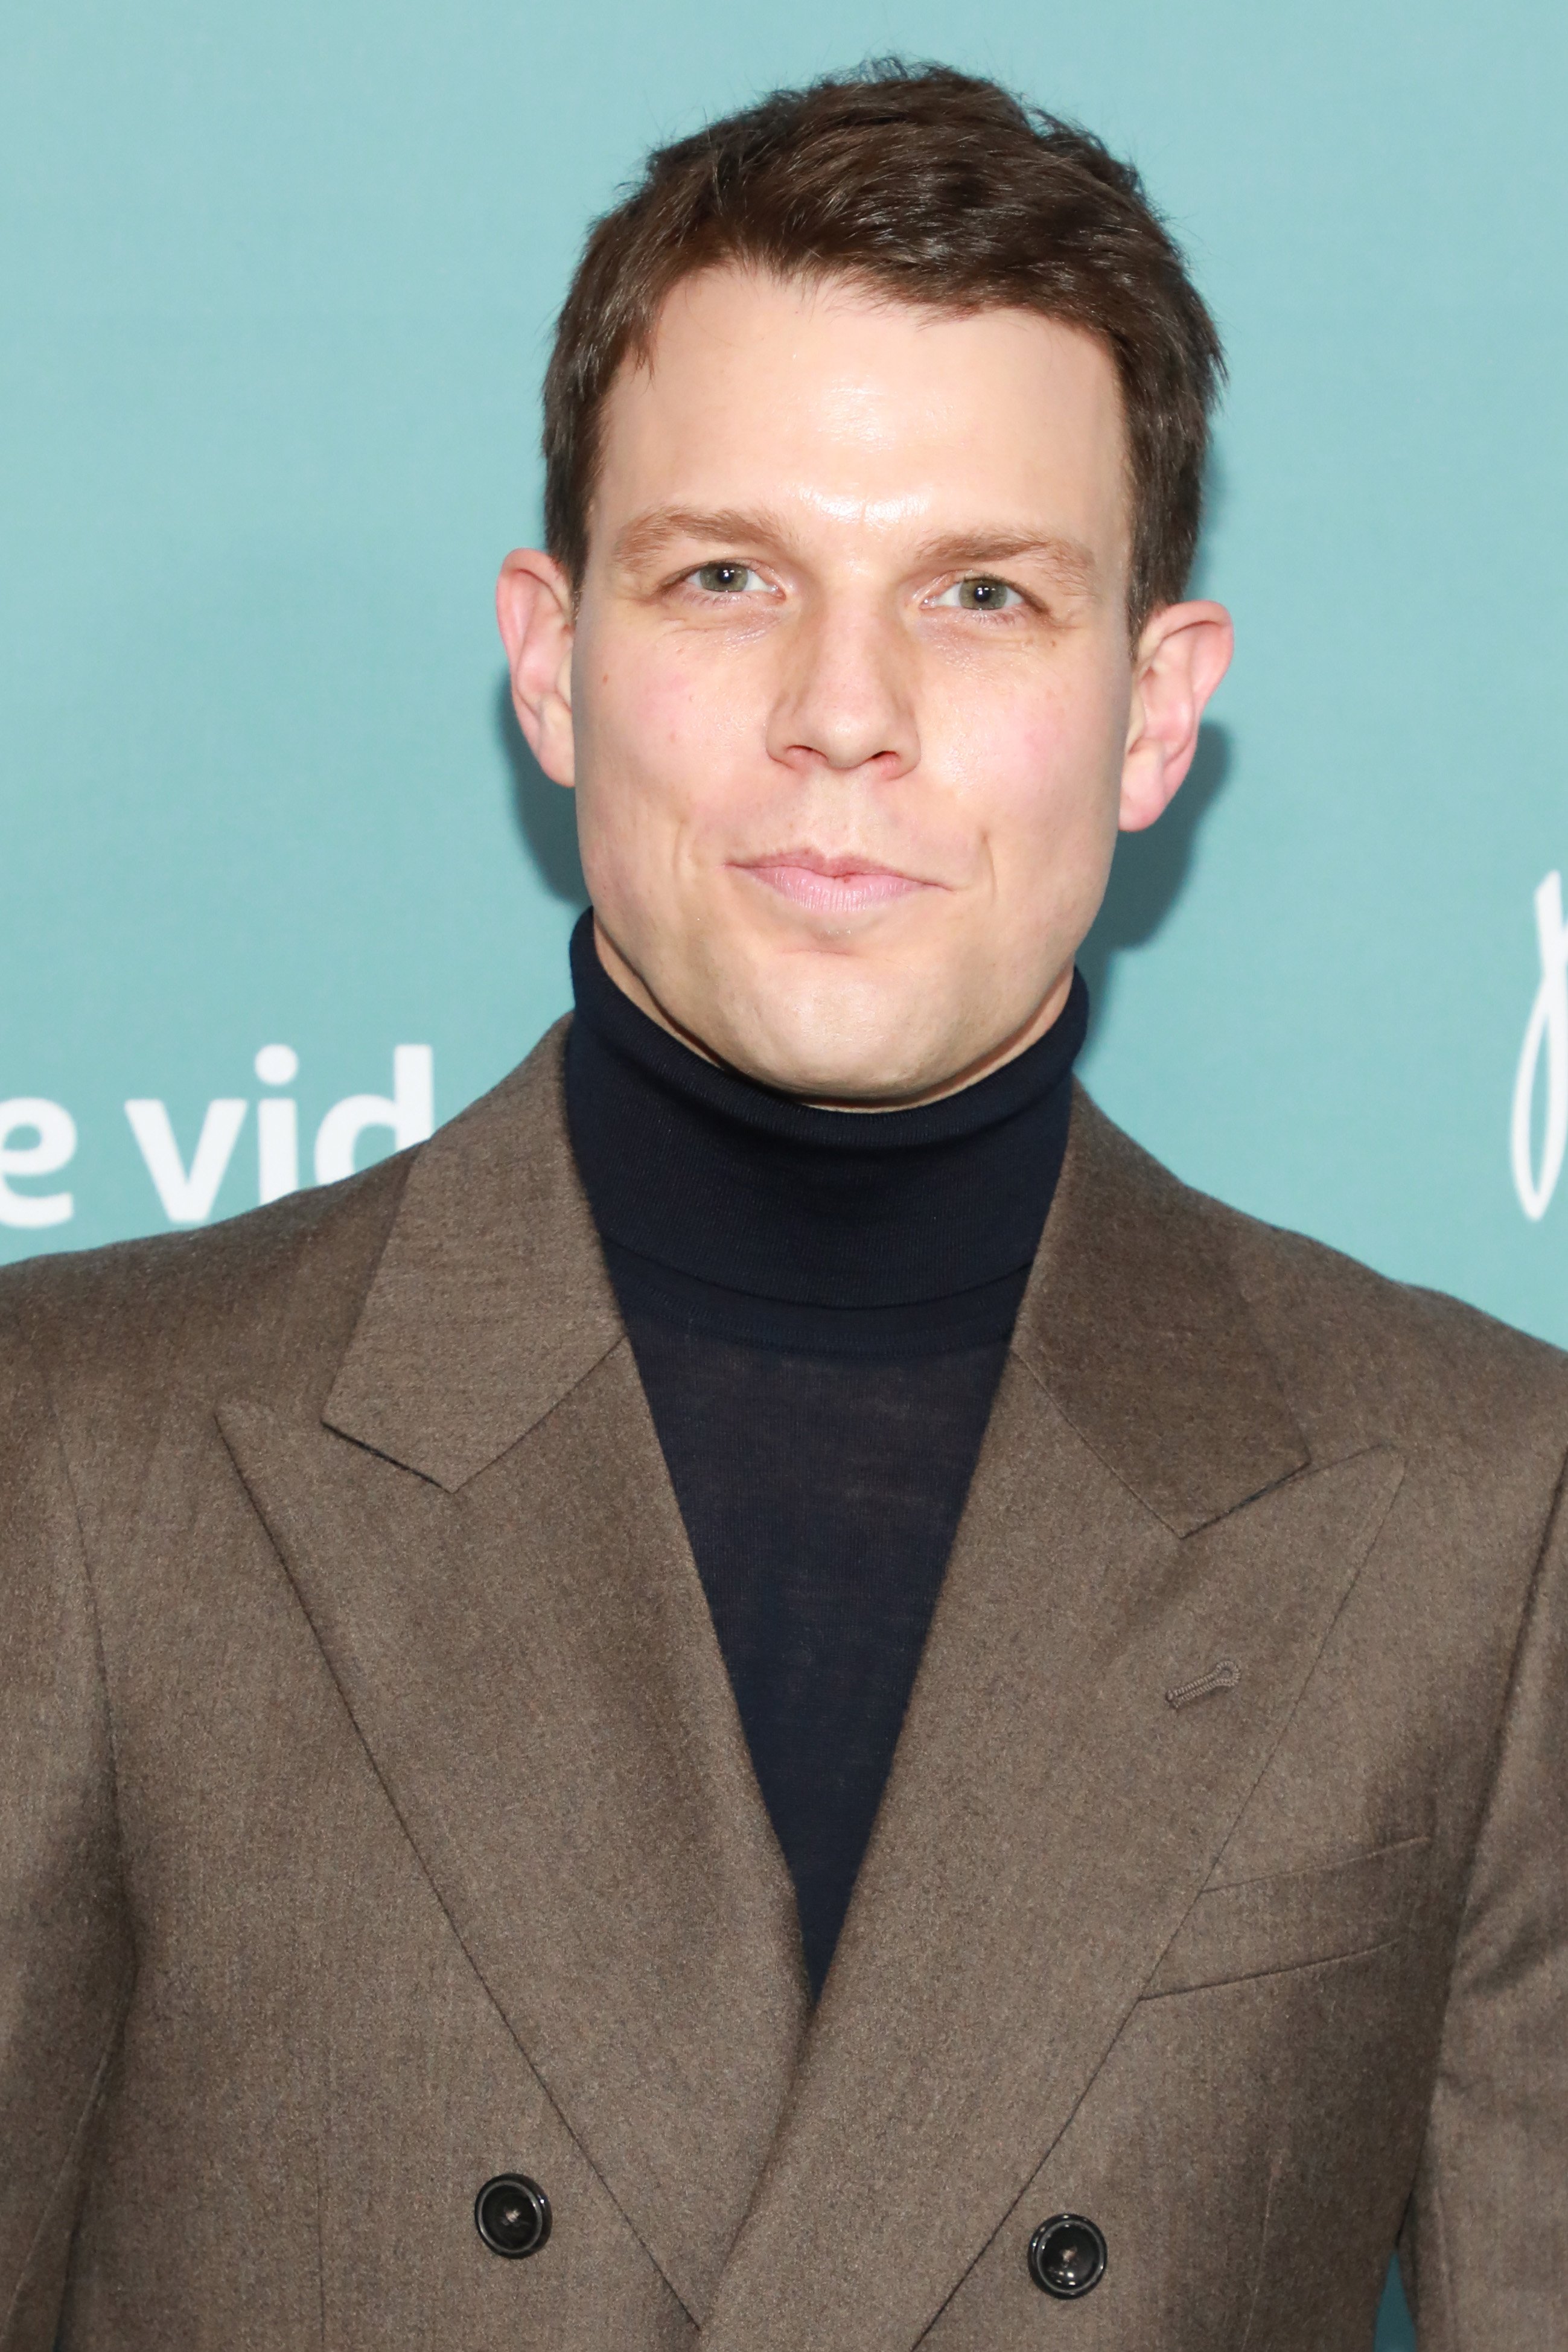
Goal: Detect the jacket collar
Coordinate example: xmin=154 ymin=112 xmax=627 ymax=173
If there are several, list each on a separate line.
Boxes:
xmin=1011 ymin=1084 xmax=1309 ymax=1531
xmin=323 ymin=1042 xmax=1308 ymax=1529
xmin=321 ymin=1020 xmax=620 ymax=1488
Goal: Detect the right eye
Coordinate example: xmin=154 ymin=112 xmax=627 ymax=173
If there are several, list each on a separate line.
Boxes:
xmin=688 ymin=562 xmax=766 ymax=595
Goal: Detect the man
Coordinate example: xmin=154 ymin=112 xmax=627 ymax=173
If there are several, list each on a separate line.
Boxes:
xmin=2 ymin=60 xmax=1563 ymax=2352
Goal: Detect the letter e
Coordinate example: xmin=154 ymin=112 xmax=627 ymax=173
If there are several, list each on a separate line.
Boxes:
xmin=0 ymin=1100 xmax=76 ymax=1229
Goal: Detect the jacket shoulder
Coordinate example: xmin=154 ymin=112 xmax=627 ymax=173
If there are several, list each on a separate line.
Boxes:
xmin=0 ymin=1148 xmax=412 ymax=1442
xmin=1203 ymin=1173 xmax=1568 ymax=1462
xmin=0 ymin=1029 xmax=569 ymax=1462
xmin=0 ymin=1030 xmax=570 ymax=1414
xmin=1066 ymin=1089 xmax=1567 ymax=1467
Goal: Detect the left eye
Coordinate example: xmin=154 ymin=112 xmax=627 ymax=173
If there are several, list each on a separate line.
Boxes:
xmin=934 ymin=576 xmax=1023 ymax=611
xmin=690 ymin=562 xmax=765 ymax=595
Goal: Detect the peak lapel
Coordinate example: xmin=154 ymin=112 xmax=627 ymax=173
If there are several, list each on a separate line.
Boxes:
xmin=1012 ymin=1087 xmax=1309 ymax=1533
xmin=321 ymin=1019 xmax=622 ymax=1490
xmin=221 ymin=1029 xmax=808 ymax=2320
xmin=701 ymin=1093 xmax=1403 ymax=2352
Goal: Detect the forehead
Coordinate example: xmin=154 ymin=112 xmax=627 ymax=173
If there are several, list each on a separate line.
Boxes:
xmin=591 ymin=266 xmax=1130 ymax=561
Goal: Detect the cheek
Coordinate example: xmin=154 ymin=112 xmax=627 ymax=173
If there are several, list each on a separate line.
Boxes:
xmin=926 ymin=657 xmax=1127 ymax=865
xmin=570 ymin=634 xmax=772 ymax=914
xmin=576 ymin=631 xmax=762 ymax=817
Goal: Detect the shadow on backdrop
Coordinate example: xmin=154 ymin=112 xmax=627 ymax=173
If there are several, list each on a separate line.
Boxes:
xmin=496 ymin=672 xmax=589 ymax=908
xmin=1077 ymin=721 xmax=1233 ymax=1032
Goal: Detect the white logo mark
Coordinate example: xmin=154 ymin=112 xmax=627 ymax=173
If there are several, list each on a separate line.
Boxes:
xmin=1511 ymin=872 xmax=1568 ymax=1221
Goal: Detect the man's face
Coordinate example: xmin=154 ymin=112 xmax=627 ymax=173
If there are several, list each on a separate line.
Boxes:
xmin=501 ymin=267 xmax=1229 ymax=1105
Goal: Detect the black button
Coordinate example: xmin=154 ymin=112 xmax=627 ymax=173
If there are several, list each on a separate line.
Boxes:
xmin=1028 ymin=2214 xmax=1107 ymax=2298
xmin=474 ymin=2173 xmax=552 ymax=2258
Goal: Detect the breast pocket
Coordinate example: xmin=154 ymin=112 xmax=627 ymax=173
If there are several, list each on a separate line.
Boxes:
xmin=1143 ymin=1835 xmax=1431 ymax=1998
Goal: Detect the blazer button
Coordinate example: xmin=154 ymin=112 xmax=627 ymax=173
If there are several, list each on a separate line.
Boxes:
xmin=1028 ymin=2214 xmax=1107 ymax=2298
xmin=474 ymin=2173 xmax=552 ymax=2258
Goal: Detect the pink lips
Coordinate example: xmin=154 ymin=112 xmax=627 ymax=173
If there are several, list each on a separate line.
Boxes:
xmin=738 ymin=854 xmax=927 ymax=915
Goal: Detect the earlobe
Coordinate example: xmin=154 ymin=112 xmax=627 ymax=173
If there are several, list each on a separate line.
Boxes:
xmin=1118 ymin=598 xmax=1233 ymax=833
xmin=496 ymin=548 xmax=578 ymax=788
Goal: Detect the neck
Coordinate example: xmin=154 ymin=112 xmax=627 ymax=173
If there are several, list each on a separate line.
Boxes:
xmin=589 ymin=916 xmax=1078 ymax=1113
xmin=563 ymin=911 xmax=1088 ymax=1342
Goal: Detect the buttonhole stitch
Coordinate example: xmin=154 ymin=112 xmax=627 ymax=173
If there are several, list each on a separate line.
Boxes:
xmin=1165 ymin=1658 xmax=1241 ymax=1709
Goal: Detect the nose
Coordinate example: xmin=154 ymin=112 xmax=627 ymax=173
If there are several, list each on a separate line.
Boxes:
xmin=765 ymin=598 xmax=920 ymax=780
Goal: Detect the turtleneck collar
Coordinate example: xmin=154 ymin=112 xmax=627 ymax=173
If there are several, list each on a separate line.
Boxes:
xmin=564 ymin=910 xmax=1086 ymax=1347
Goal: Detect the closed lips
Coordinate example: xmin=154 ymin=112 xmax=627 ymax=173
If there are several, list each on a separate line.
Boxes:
xmin=738 ymin=856 xmax=929 ymax=912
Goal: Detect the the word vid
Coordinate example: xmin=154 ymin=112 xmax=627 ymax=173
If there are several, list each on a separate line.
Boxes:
xmin=0 ymin=1045 xmax=433 ymax=1231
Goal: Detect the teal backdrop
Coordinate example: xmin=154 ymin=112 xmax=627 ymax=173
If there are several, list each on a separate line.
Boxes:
xmin=8 ymin=5 xmax=1568 ymax=2340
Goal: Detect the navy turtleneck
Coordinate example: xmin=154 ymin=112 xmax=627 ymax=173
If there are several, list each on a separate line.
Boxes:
xmin=565 ymin=913 xmax=1086 ymax=1994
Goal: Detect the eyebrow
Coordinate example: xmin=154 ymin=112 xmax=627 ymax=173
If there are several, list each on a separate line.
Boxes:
xmin=907 ymin=528 xmax=1100 ymax=598
xmin=611 ymin=506 xmax=794 ymax=570
xmin=611 ymin=506 xmax=1101 ymax=598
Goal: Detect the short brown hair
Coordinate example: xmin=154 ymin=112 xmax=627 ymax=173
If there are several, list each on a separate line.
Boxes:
xmin=542 ymin=62 xmax=1224 ymax=631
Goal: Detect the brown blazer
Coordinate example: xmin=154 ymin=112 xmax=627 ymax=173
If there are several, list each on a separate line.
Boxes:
xmin=2 ymin=1024 xmax=1565 ymax=2350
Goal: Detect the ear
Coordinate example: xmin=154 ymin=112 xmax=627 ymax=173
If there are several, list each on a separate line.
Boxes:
xmin=1118 ymin=599 xmax=1234 ymax=833
xmin=496 ymin=548 xmax=578 ymax=788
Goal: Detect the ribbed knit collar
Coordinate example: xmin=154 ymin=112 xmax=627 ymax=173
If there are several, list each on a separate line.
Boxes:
xmin=563 ymin=911 xmax=1086 ymax=1322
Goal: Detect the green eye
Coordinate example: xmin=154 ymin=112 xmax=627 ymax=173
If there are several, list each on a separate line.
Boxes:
xmin=941 ymin=575 xmax=1020 ymax=611
xmin=692 ymin=562 xmax=758 ymax=594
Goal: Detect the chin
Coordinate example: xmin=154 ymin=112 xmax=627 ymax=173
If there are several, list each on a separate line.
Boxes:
xmin=718 ymin=1007 xmax=955 ymax=1108
xmin=686 ymin=946 xmax=975 ymax=1105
